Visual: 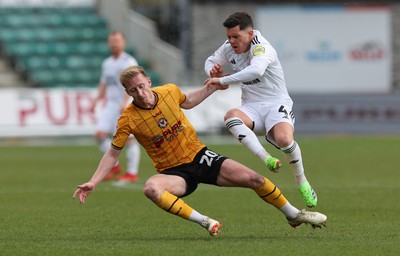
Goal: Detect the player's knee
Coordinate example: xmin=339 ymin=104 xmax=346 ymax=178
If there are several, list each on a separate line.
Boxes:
xmin=143 ymin=179 xmax=162 ymax=202
xmin=247 ymin=172 xmax=265 ymax=189
xmin=274 ymin=133 xmax=293 ymax=148
xmin=242 ymin=171 xmax=264 ymax=189
xmin=224 ymin=109 xmax=242 ymax=121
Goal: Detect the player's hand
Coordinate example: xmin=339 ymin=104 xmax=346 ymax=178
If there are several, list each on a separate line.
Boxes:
xmin=72 ymin=182 xmax=95 ymax=204
xmin=204 ymin=77 xmax=229 ymax=91
xmin=210 ymin=63 xmax=224 ymax=78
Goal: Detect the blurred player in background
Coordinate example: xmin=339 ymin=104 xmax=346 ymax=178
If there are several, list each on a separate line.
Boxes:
xmin=73 ymin=65 xmax=327 ymax=236
xmin=91 ymin=31 xmax=140 ymax=184
xmin=204 ymin=12 xmax=317 ymax=207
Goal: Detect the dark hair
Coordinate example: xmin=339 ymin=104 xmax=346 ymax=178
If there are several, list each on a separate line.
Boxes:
xmin=223 ymin=12 xmax=253 ymax=30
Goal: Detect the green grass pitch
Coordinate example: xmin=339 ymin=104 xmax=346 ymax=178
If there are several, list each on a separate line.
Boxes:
xmin=0 ymin=135 xmax=399 ymax=255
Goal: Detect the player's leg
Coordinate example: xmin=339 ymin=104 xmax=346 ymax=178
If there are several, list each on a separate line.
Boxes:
xmin=269 ymin=122 xmax=317 ymax=208
xmin=114 ymin=136 xmax=140 ymax=183
xmin=224 ymin=108 xmax=281 ymax=172
xmin=216 ymin=159 xmax=326 ymax=227
xmin=143 ymin=174 xmax=221 ymax=236
xmin=95 ymin=105 xmax=122 ymax=180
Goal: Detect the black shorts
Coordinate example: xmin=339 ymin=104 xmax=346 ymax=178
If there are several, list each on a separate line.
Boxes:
xmin=161 ymin=147 xmax=228 ymax=197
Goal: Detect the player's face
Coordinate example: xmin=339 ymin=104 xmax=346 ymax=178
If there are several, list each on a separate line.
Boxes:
xmin=226 ymin=26 xmax=253 ymax=54
xmin=108 ymin=33 xmax=125 ymax=56
xmin=125 ymin=73 xmax=154 ymax=108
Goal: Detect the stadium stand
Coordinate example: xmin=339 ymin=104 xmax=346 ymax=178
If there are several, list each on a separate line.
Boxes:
xmin=0 ymin=57 xmax=27 ymax=88
xmin=0 ymin=7 xmax=161 ymax=88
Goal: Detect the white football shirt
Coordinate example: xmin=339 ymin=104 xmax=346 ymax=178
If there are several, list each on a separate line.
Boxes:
xmin=100 ymin=52 xmax=138 ymax=103
xmin=205 ymin=30 xmax=292 ymax=105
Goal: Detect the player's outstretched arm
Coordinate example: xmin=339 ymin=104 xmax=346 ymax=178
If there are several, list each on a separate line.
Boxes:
xmin=180 ymin=83 xmax=228 ymax=110
xmin=72 ymin=147 xmax=121 ymax=204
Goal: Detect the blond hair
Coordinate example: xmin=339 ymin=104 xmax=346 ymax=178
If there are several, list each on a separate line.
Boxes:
xmin=119 ymin=65 xmax=148 ymax=87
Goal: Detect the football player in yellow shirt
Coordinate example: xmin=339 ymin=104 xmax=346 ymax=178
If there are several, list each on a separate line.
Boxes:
xmin=73 ymin=65 xmax=327 ymax=236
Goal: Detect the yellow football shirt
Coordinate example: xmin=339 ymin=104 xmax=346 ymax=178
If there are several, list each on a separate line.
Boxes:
xmin=112 ymin=84 xmax=205 ymax=172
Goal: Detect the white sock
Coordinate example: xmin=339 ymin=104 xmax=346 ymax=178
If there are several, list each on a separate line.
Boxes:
xmin=225 ymin=117 xmax=270 ymax=162
xmin=126 ymin=140 xmax=140 ymax=175
xmin=281 ymin=141 xmax=307 ymax=185
xmin=279 ymin=202 xmax=299 ymax=220
xmin=188 ymin=210 xmax=206 ymax=225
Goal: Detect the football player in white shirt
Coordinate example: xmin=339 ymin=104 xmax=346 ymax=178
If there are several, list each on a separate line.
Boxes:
xmin=91 ymin=31 xmax=141 ymax=184
xmin=204 ymin=12 xmax=317 ymax=207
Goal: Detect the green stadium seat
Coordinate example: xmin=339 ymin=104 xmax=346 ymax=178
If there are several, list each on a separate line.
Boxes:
xmin=29 ymin=70 xmax=55 ymax=87
xmin=2 ymin=15 xmax=26 ymax=27
xmin=0 ymin=28 xmax=18 ymax=42
xmin=61 ymin=14 xmax=106 ymax=27
xmin=2 ymin=15 xmax=42 ymax=27
xmin=86 ymin=56 xmax=104 ymax=68
xmin=43 ymin=14 xmax=64 ymax=27
xmin=0 ymin=7 xmax=158 ymax=89
xmin=39 ymin=7 xmax=96 ymax=15
xmin=58 ymin=70 xmax=76 ymax=84
xmin=19 ymin=56 xmax=48 ymax=70
xmin=16 ymin=55 xmax=103 ymax=73
xmin=0 ymin=28 xmax=33 ymax=43
xmin=4 ymin=43 xmax=36 ymax=57
xmin=0 ymin=8 xmax=33 ymax=18
xmin=76 ymin=42 xmax=109 ymax=55
xmin=36 ymin=28 xmax=58 ymax=41
xmin=66 ymin=56 xmax=90 ymax=69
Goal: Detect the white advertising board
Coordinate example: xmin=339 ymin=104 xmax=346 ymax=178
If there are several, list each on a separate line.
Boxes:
xmin=0 ymin=87 xmax=241 ymax=137
xmin=0 ymin=88 xmax=98 ymax=137
xmin=255 ymin=5 xmax=391 ymax=93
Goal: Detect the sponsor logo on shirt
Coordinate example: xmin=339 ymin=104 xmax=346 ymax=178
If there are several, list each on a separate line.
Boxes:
xmin=152 ymin=120 xmax=185 ymax=147
xmin=242 ymin=78 xmax=261 ymax=85
xmin=152 ymin=135 xmax=164 ymax=148
xmin=162 ymin=120 xmax=183 ymax=139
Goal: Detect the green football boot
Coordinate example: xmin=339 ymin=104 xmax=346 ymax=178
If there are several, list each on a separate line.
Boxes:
xmin=265 ymin=156 xmax=282 ymax=173
xmin=298 ymin=182 xmax=318 ymax=208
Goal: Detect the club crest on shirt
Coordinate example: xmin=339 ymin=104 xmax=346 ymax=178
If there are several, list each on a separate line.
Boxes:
xmin=252 ymin=45 xmax=265 ymax=56
xmin=158 ymin=118 xmax=168 ymax=128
